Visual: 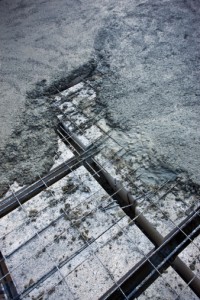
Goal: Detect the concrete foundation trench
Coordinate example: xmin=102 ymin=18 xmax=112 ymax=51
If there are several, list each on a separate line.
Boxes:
xmin=0 ymin=81 xmax=199 ymax=300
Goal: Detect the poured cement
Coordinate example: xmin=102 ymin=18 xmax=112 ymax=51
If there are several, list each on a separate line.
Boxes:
xmin=0 ymin=0 xmax=200 ymax=197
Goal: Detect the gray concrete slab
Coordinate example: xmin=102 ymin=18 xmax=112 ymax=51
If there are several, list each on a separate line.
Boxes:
xmin=0 ymin=0 xmax=200 ymax=194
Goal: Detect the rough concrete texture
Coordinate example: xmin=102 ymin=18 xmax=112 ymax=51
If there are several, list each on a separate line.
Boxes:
xmin=94 ymin=0 xmax=200 ymax=183
xmin=0 ymin=0 xmax=200 ymax=194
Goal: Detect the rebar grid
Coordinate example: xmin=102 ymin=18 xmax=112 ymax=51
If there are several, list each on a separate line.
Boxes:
xmin=101 ymin=206 xmax=200 ymax=299
xmin=0 ymin=82 xmax=199 ymax=299
xmin=57 ymin=141 xmax=173 ymax=299
xmin=0 ymin=144 xmax=129 ymax=254
xmin=5 ymin=185 xmax=76 ymax=299
xmin=58 ymin=82 xmax=199 ymax=222
xmin=63 ymin=82 xmax=200 ymax=229
xmin=56 ymin=84 xmax=200 ymax=296
xmin=1 ymin=177 xmax=140 ymax=299
xmin=1 ymin=141 xmax=140 ymax=298
xmin=56 ymin=120 xmax=200 ymax=298
xmin=0 ymin=165 xmax=167 ymax=298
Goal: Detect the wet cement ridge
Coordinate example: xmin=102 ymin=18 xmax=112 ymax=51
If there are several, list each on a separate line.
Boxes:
xmin=0 ymin=60 xmax=98 ymax=197
xmin=27 ymin=59 xmax=97 ymax=99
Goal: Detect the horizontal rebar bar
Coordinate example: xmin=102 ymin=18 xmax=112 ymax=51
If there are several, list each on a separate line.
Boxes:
xmin=0 ymin=157 xmax=76 ymax=218
xmin=0 ymin=141 xmax=103 ymax=218
xmin=0 ymin=252 xmax=19 ymax=300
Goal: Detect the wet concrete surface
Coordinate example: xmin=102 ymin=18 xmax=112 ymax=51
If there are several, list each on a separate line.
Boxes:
xmin=0 ymin=0 xmax=200 ymax=194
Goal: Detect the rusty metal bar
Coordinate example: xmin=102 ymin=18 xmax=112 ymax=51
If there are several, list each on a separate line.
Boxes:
xmin=0 ymin=252 xmax=19 ymax=299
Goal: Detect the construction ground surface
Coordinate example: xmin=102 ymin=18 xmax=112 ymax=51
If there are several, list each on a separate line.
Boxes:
xmin=0 ymin=0 xmax=200 ymax=299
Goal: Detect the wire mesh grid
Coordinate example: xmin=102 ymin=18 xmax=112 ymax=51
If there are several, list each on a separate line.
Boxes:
xmin=0 ymin=81 xmax=199 ymax=300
